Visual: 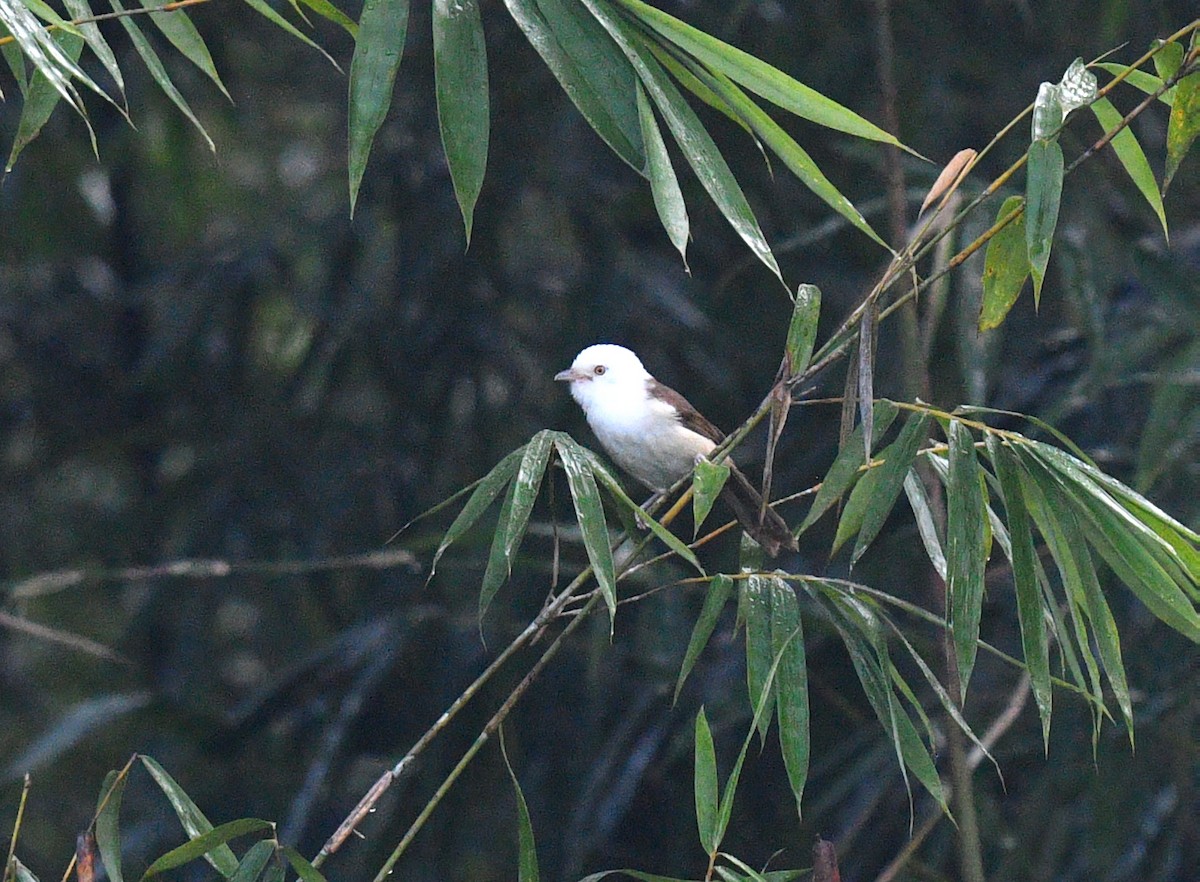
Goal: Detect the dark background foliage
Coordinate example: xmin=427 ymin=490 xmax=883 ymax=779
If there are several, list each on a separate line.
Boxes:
xmin=1 ymin=1 xmax=1197 ymax=880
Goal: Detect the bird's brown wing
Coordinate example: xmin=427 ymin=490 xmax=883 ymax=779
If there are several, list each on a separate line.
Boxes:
xmin=647 ymin=380 xmax=725 ymax=444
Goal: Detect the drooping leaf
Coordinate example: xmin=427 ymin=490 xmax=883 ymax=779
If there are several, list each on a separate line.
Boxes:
xmin=139 ymin=0 xmax=230 ymax=99
xmin=675 ymin=574 xmax=734 ymax=703
xmin=636 ymin=80 xmax=689 ymax=265
xmin=241 ymin=0 xmax=337 ymax=63
xmin=429 ymin=447 xmax=523 ymax=582
xmin=280 ymin=848 xmax=326 ymax=882
xmin=616 ymin=0 xmax=914 ymax=150
xmin=433 ymin=0 xmax=489 ymax=243
xmin=580 ymin=0 xmax=782 ymax=282
xmin=297 ymin=0 xmax=358 ymax=36
xmin=985 ymin=437 xmax=1051 ymax=744
xmin=946 ymin=419 xmax=987 ymax=695
xmin=499 ymin=730 xmax=540 ymax=882
xmin=555 ymin=436 xmax=617 ymax=624
xmin=347 ymin=0 xmax=410 ymax=213
xmin=693 ymin=707 xmax=719 ymax=855
xmin=903 ymin=469 xmax=947 ymax=581
xmin=142 ymin=819 xmax=274 ymax=878
xmin=139 ymin=756 xmax=239 ymax=878
xmin=1090 ymin=96 xmax=1167 ymax=239
xmin=769 ymin=578 xmax=808 ymax=818
xmin=502 ymin=0 xmax=643 ymax=171
xmin=95 ymin=769 xmax=127 ymax=882
xmin=1025 ymin=138 xmax=1064 ymax=306
xmin=62 ymin=0 xmax=124 ymax=99
xmin=741 ymin=573 xmax=774 ymax=740
xmin=799 ymin=400 xmax=899 ymax=533
xmin=1163 ymin=43 xmax=1200 ymax=192
xmin=785 ymin=284 xmax=821 ymax=377
xmin=6 ymin=29 xmax=83 ymax=171
xmin=110 ymin=4 xmax=214 ymax=151
xmin=850 ymin=411 xmax=931 ymax=565
xmin=978 ymin=195 xmax=1030 ymax=330
xmin=692 ymin=458 xmax=729 ymax=536
xmin=228 ymin=841 xmax=274 ymax=882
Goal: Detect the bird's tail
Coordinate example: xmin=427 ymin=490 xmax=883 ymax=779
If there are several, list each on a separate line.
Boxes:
xmin=719 ymin=465 xmax=798 ymax=558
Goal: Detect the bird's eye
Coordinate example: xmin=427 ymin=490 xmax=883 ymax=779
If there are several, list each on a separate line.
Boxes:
xmin=594 ymin=365 xmax=607 ymax=375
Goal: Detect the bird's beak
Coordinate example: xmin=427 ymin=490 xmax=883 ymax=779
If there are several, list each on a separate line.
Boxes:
xmin=555 ymin=368 xmax=585 ymax=382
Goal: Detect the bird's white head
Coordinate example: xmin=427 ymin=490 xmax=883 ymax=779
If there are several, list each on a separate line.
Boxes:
xmin=554 ymin=344 xmax=652 ymax=414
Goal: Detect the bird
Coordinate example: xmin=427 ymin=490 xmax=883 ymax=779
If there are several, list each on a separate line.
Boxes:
xmin=555 ymin=344 xmax=797 ymax=557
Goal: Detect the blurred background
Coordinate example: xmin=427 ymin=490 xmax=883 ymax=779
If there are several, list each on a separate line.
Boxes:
xmin=1 ymin=1 xmax=1197 ymax=880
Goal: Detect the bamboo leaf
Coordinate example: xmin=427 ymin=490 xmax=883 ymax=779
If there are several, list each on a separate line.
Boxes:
xmin=434 ymin=0 xmax=489 ymax=243
xmin=946 ymin=420 xmax=988 ymax=695
xmin=785 ymin=284 xmax=821 ymax=377
xmin=769 ymin=578 xmax=808 ymax=818
xmin=241 ymin=0 xmax=337 ymax=63
xmin=141 ymin=819 xmax=273 ymax=879
xmin=1163 ymin=40 xmax=1200 ymax=192
xmin=986 ymin=437 xmax=1051 ymax=744
xmin=1094 ymin=62 xmax=1173 ymax=106
xmin=228 ymin=842 xmax=274 ymax=882
xmin=6 ymin=29 xmax=83 ymax=171
xmin=139 ymin=756 xmax=239 ymax=877
xmin=62 ymin=0 xmax=124 ymax=98
xmin=500 ymin=730 xmax=540 ymax=882
xmin=615 ymin=0 xmax=914 ymax=150
xmin=555 ymin=437 xmax=617 ymax=624
xmin=347 ymin=0 xmax=410 ymax=213
xmin=429 ymin=447 xmax=523 ymax=582
xmin=110 ymin=6 xmax=214 ymax=152
xmin=978 ymin=195 xmax=1030 ymax=330
xmin=903 ymin=469 xmax=947 ymax=581
xmin=1090 ymin=96 xmax=1167 ymax=239
xmin=479 ymin=480 xmax=519 ymax=619
xmin=95 ymin=770 xmax=127 ymax=882
xmin=280 ymin=848 xmax=326 ymax=882
xmin=636 ymin=80 xmax=689 ymax=265
xmin=297 ymin=0 xmax=358 ymax=36
xmin=502 ymin=0 xmax=643 ymax=172
xmin=741 ymin=574 xmax=774 ymax=740
xmin=1025 ymin=138 xmax=1064 ymax=307
xmin=800 ymin=400 xmax=899 ymax=533
xmin=850 ymin=411 xmax=932 ymax=565
xmin=139 ymin=0 xmax=230 ymax=99
xmin=692 ymin=458 xmax=729 ymax=536
xmin=581 ymin=0 xmax=782 ymax=282
xmin=694 ymin=707 xmax=719 ymax=855
xmin=675 ymin=574 xmax=734 ymax=703
xmin=583 ymin=448 xmax=703 ymax=572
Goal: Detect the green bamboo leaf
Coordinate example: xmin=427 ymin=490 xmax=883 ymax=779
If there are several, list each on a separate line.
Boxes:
xmin=800 ymin=400 xmax=899 ymax=533
xmin=138 ymin=0 xmax=230 ymax=99
xmin=347 ymin=0 xmax=410 ymax=213
xmin=228 ymin=841 xmax=274 ymax=882
xmin=850 ymin=411 xmax=932 ymax=565
xmin=986 ymin=438 xmax=1051 ymax=744
xmin=0 ymin=0 xmax=100 ymax=112
xmin=110 ymin=6 xmax=214 ymax=152
xmin=429 ymin=447 xmax=523 ymax=582
xmin=479 ymin=480 xmax=519 ymax=619
xmin=1091 ymin=96 xmax=1168 ymax=239
xmin=6 ymin=29 xmax=83 ymax=171
xmin=142 ymin=819 xmax=274 ymax=879
xmin=580 ymin=0 xmax=782 ymax=282
xmin=297 ymin=0 xmax=358 ymax=36
xmin=1025 ymin=138 xmax=1064 ymax=307
xmin=636 ymin=80 xmax=690 ymax=265
xmin=769 ymin=578 xmax=808 ymax=818
xmin=499 ymin=730 xmax=540 ymax=882
xmin=978 ymin=195 xmax=1030 ymax=330
xmin=615 ymin=0 xmax=914 ymax=150
xmin=434 ymin=0 xmax=489 ymax=243
xmin=1152 ymin=38 xmax=1184 ymax=82
xmin=582 ymin=448 xmax=703 ymax=572
xmin=741 ymin=574 xmax=774 ymax=740
xmin=139 ymin=756 xmax=239 ymax=877
xmin=280 ymin=847 xmax=326 ymax=882
xmin=241 ymin=0 xmax=337 ymax=64
xmin=1163 ymin=44 xmax=1200 ymax=192
xmin=555 ymin=437 xmax=618 ymax=624
xmin=692 ymin=458 xmax=729 ymax=536
xmin=260 ymin=859 xmax=284 ymax=882
xmin=685 ymin=65 xmax=886 ymax=248
xmin=507 ymin=430 xmax=554 ymax=553
xmin=62 ymin=0 xmax=124 ymax=98
xmin=674 ymin=574 xmax=734 ymax=703
xmin=946 ymin=420 xmax=987 ymax=695
xmin=502 ymin=0 xmax=643 ymax=171
xmin=1095 ymin=62 xmax=1174 ymax=106
xmin=785 ymin=284 xmax=821 ymax=377
xmin=694 ymin=707 xmax=719 ymax=855
xmin=95 ymin=770 xmax=127 ymax=882
xmin=647 ymin=41 xmax=755 ymax=137
xmin=902 ymin=469 xmax=946 ymax=579
xmin=8 ymin=857 xmax=38 ymax=882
